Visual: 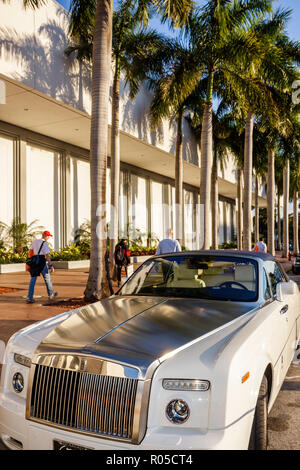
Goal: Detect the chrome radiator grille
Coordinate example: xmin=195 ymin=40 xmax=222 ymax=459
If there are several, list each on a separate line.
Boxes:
xmin=28 ymin=363 xmax=139 ymax=441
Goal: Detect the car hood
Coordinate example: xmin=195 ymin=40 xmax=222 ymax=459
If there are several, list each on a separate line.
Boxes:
xmin=34 ymin=295 xmax=254 ymax=378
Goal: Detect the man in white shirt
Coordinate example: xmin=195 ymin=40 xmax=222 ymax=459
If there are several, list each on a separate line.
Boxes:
xmin=156 ymin=228 xmax=182 ymax=255
xmin=254 ymin=237 xmax=267 ymax=253
xmin=27 ymin=230 xmax=57 ymax=303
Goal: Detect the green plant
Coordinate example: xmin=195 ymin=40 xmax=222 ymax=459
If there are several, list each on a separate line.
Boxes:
xmin=0 ymin=248 xmax=27 ymax=264
xmin=0 ymin=222 xmax=9 ymax=249
xmin=146 ymin=231 xmax=160 ymax=247
xmin=218 ymin=241 xmax=237 ymax=249
xmin=129 ymin=246 xmax=157 ymax=256
xmin=76 ymin=241 xmax=90 ymax=258
xmin=3 ymin=217 xmax=44 ymax=255
xmin=75 ymin=220 xmax=91 ymax=243
xmin=50 ymin=245 xmax=89 ymax=261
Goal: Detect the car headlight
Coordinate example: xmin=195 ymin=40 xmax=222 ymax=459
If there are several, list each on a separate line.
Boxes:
xmin=166 ymin=399 xmax=190 ymax=424
xmin=12 ymin=372 xmax=24 ymax=393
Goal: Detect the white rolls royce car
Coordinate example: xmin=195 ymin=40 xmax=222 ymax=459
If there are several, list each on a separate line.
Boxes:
xmin=0 ymin=251 xmax=299 ymax=450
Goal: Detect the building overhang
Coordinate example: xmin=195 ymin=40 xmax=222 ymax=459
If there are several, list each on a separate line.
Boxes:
xmin=0 ymin=74 xmax=267 ymax=207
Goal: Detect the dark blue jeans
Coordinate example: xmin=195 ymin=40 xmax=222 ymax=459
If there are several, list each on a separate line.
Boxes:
xmin=28 ymin=264 xmax=54 ymax=300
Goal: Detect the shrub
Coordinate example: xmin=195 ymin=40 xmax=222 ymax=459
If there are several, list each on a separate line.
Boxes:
xmin=129 ymin=246 xmax=157 ymax=256
xmin=0 ymin=248 xmax=27 ymax=264
xmin=50 ymin=245 xmax=89 ymax=261
xmin=218 ymin=241 xmax=237 ymax=249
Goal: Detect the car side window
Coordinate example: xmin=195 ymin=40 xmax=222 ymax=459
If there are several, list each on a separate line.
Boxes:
xmin=265 ymin=261 xmax=285 ymax=298
xmin=263 ymin=269 xmax=272 ymax=300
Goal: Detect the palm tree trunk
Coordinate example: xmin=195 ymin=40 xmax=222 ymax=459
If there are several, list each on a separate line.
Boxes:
xmin=277 ymin=190 xmax=281 ymax=251
xmin=237 ymin=167 xmax=243 ymax=250
xmin=175 ymin=111 xmax=183 ymax=245
xmin=243 ymin=111 xmax=254 ymax=251
xmin=84 ymin=0 xmax=113 ymax=301
xmin=293 ymin=190 xmax=299 ymax=255
xmin=267 ymin=150 xmax=275 ymax=256
xmin=283 ymin=159 xmax=290 ymax=258
xmin=211 ymin=150 xmax=218 ymax=249
xmin=110 ymin=68 xmax=120 ymax=266
xmin=255 ymin=174 xmax=259 ymax=244
xmin=200 ymin=72 xmax=214 ymax=249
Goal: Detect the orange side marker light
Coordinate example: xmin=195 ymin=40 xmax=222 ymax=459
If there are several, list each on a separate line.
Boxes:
xmin=242 ymin=372 xmax=250 ymax=384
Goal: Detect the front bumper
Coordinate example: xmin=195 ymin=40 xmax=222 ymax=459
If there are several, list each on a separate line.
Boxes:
xmin=0 ymin=398 xmax=254 ymax=450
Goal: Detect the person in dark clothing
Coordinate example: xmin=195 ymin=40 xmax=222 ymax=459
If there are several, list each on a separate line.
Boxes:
xmin=114 ymin=238 xmax=130 ymax=287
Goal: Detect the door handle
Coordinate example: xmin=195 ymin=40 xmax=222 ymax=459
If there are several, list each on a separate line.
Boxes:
xmin=280 ymin=305 xmax=289 ymax=315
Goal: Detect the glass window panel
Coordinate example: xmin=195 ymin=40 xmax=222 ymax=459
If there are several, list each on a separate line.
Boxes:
xmin=119 ymin=255 xmax=258 ymax=302
xmin=131 ymin=174 xmax=147 ymax=244
xmin=26 ymin=145 xmax=60 ymax=249
xmin=184 ymin=189 xmax=194 ymax=249
xmin=70 ymin=157 xmax=90 ymax=241
xmin=0 ymin=136 xmax=14 ymax=225
xmin=151 ymin=181 xmax=164 ymax=242
xmin=263 ymin=269 xmax=271 ymax=300
xmin=265 ymin=261 xmax=286 ymax=297
xmin=118 ymin=170 xmax=128 ymax=239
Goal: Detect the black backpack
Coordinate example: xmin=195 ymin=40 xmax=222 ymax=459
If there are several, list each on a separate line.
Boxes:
xmin=115 ymin=244 xmax=125 ymax=263
xmin=26 ymin=241 xmax=46 ymax=276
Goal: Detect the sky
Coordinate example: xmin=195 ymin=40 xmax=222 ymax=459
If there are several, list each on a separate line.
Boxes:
xmin=57 ymin=0 xmax=300 ymax=41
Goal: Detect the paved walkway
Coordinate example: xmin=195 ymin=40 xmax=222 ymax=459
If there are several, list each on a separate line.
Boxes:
xmin=0 ymin=268 xmax=89 ymax=322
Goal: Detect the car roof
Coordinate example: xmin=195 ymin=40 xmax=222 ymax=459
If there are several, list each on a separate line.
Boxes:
xmin=153 ymin=250 xmax=276 ymax=261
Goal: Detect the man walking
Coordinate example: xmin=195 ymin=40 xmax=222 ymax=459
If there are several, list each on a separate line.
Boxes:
xmin=27 ymin=230 xmax=57 ymax=303
xmin=254 ymin=237 xmax=267 ymax=253
xmin=156 ymin=228 xmax=182 ymax=255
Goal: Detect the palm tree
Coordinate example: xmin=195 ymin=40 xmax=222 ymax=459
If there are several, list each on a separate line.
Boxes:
xmin=194 ymin=103 xmax=240 ymax=249
xmin=149 ymin=39 xmax=204 ymax=245
xmin=211 ymin=111 xmax=240 ymax=249
xmin=283 ymin=158 xmax=290 ymax=258
xmin=279 ymin=117 xmax=300 ymax=257
xmin=252 ymin=124 xmax=268 ymax=244
xmin=69 ymin=0 xmax=193 ymax=301
xmin=261 ymin=97 xmax=299 ymax=257
xmin=110 ymin=6 xmax=168 ymax=263
xmin=184 ymin=0 xmax=273 ymax=249
xmin=230 ymin=121 xmax=245 ymax=251
xmin=67 ymin=2 xmax=169 ymax=266
xmin=235 ymin=9 xmax=300 ymax=253
xmin=290 ymin=157 xmax=300 ymax=256
xmin=275 ymin=158 xmax=284 ymax=252
xmin=213 ymin=101 xmax=245 ymax=250
xmin=238 ymin=11 xmax=288 ymax=251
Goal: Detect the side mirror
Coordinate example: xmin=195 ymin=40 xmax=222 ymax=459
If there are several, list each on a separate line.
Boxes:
xmin=276 ymin=280 xmax=298 ymax=302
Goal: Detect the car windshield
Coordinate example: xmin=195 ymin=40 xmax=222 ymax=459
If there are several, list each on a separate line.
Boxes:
xmin=118 ymin=255 xmax=258 ymax=302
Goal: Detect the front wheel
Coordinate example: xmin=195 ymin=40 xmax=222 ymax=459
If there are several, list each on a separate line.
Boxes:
xmin=248 ymin=375 xmax=268 ymax=450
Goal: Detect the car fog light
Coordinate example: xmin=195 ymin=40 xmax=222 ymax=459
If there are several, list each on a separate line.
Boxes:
xmin=12 ymin=372 xmax=24 ymax=393
xmin=163 ymin=379 xmax=210 ymax=391
xmin=14 ymin=353 xmax=31 ymax=368
xmin=166 ymin=399 xmax=190 ymax=424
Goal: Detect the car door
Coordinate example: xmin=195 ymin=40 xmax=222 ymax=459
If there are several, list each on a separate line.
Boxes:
xmin=265 ymin=261 xmax=295 ymax=380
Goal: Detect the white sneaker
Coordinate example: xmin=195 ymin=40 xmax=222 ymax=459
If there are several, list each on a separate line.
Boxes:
xmin=48 ymin=292 xmax=58 ymax=300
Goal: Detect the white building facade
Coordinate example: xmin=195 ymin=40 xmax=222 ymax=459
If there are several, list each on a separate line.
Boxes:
xmin=0 ymin=0 xmax=267 ymax=250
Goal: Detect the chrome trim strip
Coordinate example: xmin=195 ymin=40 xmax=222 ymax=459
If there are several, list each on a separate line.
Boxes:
xmin=33 ymin=353 xmax=139 ymax=379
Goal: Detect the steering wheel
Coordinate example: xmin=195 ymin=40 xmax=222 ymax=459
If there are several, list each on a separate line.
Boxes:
xmin=218 ymin=281 xmax=249 ymax=290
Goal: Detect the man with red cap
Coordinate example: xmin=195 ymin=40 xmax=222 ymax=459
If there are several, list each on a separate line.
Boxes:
xmin=26 ymin=230 xmax=58 ymax=304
